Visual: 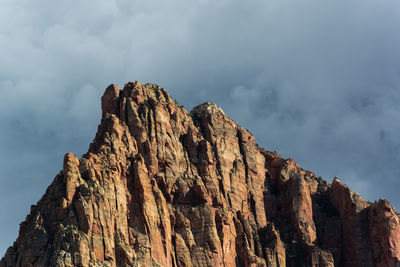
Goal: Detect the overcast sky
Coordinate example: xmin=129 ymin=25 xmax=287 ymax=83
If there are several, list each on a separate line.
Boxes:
xmin=1 ymin=0 xmax=400 ymax=256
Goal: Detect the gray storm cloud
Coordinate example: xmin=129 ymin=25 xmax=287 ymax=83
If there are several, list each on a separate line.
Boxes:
xmin=1 ymin=0 xmax=400 ymax=255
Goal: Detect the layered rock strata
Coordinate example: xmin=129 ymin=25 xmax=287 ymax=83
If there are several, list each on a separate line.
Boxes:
xmin=1 ymin=82 xmax=399 ymax=267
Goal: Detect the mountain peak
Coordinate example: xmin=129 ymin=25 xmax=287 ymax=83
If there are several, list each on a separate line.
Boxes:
xmin=190 ymin=102 xmax=226 ymax=117
xmin=2 ymin=82 xmax=399 ymax=267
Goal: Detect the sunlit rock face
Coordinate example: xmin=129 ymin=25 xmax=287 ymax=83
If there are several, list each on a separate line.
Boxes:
xmin=1 ymin=82 xmax=399 ymax=267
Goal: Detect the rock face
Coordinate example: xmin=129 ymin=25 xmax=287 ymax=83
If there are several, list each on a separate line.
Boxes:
xmin=1 ymin=82 xmax=400 ymax=267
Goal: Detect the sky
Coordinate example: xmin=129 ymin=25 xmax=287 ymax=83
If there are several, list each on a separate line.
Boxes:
xmin=1 ymin=0 xmax=400 ymax=256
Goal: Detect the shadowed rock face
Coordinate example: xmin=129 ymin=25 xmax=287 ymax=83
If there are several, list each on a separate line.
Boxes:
xmin=1 ymin=82 xmax=399 ymax=267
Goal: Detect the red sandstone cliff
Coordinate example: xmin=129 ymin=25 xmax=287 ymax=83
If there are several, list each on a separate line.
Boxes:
xmin=1 ymin=82 xmax=399 ymax=267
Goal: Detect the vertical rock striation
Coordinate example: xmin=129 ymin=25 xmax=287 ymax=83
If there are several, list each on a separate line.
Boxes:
xmin=1 ymin=82 xmax=399 ymax=266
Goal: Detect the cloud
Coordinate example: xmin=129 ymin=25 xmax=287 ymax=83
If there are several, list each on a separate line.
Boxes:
xmin=1 ymin=0 xmax=400 ymax=255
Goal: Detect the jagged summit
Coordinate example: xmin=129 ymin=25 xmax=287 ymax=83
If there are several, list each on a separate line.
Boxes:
xmin=1 ymin=82 xmax=400 ymax=267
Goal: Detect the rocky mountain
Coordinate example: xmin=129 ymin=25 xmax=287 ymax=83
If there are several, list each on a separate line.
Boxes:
xmin=1 ymin=82 xmax=400 ymax=267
